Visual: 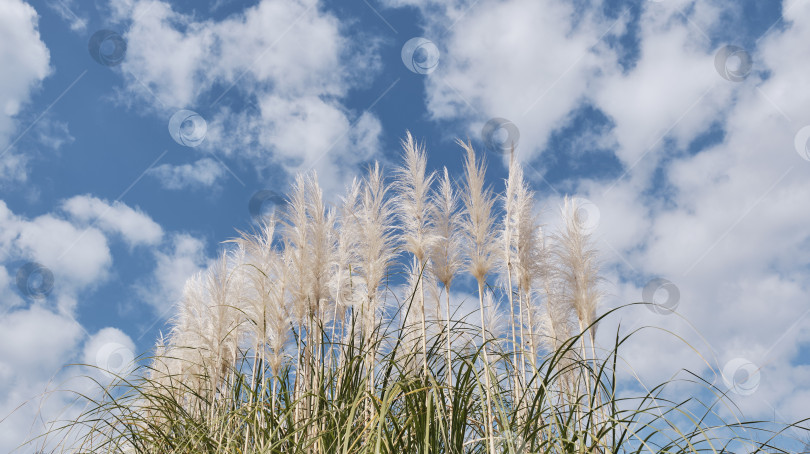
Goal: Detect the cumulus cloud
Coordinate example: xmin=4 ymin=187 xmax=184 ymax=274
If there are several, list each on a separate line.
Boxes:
xmin=147 ymin=157 xmax=226 ymax=190
xmin=82 ymin=327 xmax=137 ymax=382
xmin=0 ymin=307 xmax=138 ymax=452
xmin=382 ymin=0 xmax=626 ymax=164
xmin=0 ymin=0 xmax=51 ymax=183
xmin=0 ymin=305 xmax=84 ymax=451
xmin=0 ymin=200 xmax=112 ymax=297
xmin=590 ymin=3 xmax=810 ymax=420
xmin=136 ymin=232 xmax=209 ymax=313
xmin=0 ymin=195 xmax=165 ymax=310
xmin=61 ymin=195 xmax=164 ymax=247
xmin=112 ymin=0 xmax=384 ymax=196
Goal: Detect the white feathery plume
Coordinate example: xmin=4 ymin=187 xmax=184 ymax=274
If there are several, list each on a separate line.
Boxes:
xmin=422 ymin=262 xmax=443 ymax=338
xmin=548 ymin=197 xmax=602 ymax=414
xmin=355 ymin=162 xmax=397 ymax=341
xmin=281 ymin=171 xmax=337 ymax=373
xmin=330 ymin=178 xmax=362 ymax=313
xmin=167 ymin=272 xmax=208 ymax=401
xmin=167 ymin=252 xmax=245 ymax=403
xmin=503 ymin=158 xmax=547 ymax=378
xmin=394 ymin=131 xmax=436 ymax=375
xmin=395 ymin=131 xmax=437 ymax=262
xmin=203 ymin=251 xmax=246 ymax=392
xmin=354 ymin=162 xmax=397 ymax=406
xmin=482 ymin=290 xmax=507 ymax=350
xmin=283 ymin=171 xmax=337 ymax=322
xmin=303 ymin=173 xmax=337 ymax=324
xmin=459 ymin=140 xmax=497 ymax=284
xmin=228 ymin=220 xmax=290 ymax=378
xmin=534 ymin=280 xmax=576 ymax=356
xmin=534 ymin=274 xmax=578 ymax=406
xmin=283 ymin=173 xmax=312 ymax=328
xmin=500 ymin=154 xmax=523 ymax=395
xmin=430 ymin=167 xmax=463 ymax=290
xmin=552 ymin=197 xmax=601 ymax=342
xmin=329 ymin=178 xmax=362 ymax=372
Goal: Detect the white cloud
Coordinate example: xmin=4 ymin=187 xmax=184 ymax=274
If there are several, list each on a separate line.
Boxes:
xmin=0 ymin=305 xmax=83 ymax=381
xmin=33 ymin=117 xmax=74 ymax=151
xmin=113 ymin=0 xmax=384 ymax=196
xmin=0 ymin=0 xmax=51 ymax=182
xmin=61 ymin=195 xmax=164 ymax=247
xmin=0 ymin=305 xmax=138 ymax=452
xmin=0 ymin=266 xmax=24 ymax=313
xmin=82 ymin=327 xmax=137 ymax=382
xmin=585 ymin=2 xmax=810 ymax=421
xmin=147 ymin=157 xmax=226 ymax=190
xmin=136 ymin=233 xmax=209 ymax=313
xmin=0 ymin=304 xmax=85 ymax=452
xmin=46 ymin=0 xmax=87 ymax=32
xmin=383 ymin=0 xmax=625 ymax=163
xmin=11 ymin=209 xmax=112 ymax=295
xmin=0 ymin=195 xmax=163 ymax=309
xmin=203 ymin=97 xmax=383 ymax=196
xmin=593 ymin=24 xmax=728 ymax=166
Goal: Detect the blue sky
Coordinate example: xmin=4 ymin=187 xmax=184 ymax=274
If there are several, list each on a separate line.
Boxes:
xmin=1 ymin=0 xmax=810 ymax=450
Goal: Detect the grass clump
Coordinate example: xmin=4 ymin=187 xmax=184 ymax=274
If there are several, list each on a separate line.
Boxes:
xmin=33 ymin=134 xmax=808 ymax=453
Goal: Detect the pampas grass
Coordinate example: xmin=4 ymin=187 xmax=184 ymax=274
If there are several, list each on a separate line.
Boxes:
xmin=35 ymin=135 xmax=810 ymax=454
xmin=394 ymin=131 xmax=436 ymax=376
xmin=458 ymin=138 xmax=499 ymax=453
xmin=430 ymin=166 xmax=463 ymax=391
